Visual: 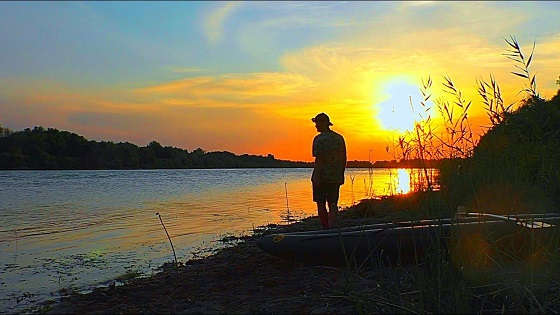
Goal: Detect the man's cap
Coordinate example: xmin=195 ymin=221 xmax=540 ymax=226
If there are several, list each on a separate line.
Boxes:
xmin=311 ymin=113 xmax=333 ymax=126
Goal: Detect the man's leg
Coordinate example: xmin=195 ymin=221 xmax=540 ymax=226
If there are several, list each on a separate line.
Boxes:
xmin=317 ymin=201 xmax=329 ymax=229
xmin=326 ymin=184 xmax=341 ymax=228
xmin=327 ymin=201 xmax=338 ymax=228
xmin=313 ymin=182 xmax=330 ymax=229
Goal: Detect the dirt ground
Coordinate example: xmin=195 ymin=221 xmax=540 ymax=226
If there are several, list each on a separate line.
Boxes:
xmin=38 ymin=194 xmax=560 ymax=314
xmin=41 ymin=200 xmax=408 ymax=314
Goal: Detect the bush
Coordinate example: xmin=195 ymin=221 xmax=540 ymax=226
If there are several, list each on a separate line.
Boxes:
xmin=440 ymin=91 xmax=560 ymax=212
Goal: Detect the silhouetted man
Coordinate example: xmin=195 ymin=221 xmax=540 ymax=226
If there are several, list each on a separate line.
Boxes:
xmin=311 ymin=113 xmax=346 ymax=229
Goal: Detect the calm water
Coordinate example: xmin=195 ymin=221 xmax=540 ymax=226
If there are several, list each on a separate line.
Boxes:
xmin=0 ymin=168 xmax=433 ymax=312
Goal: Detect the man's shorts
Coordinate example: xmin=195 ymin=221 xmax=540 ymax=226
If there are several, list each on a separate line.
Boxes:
xmin=312 ymin=182 xmax=341 ymax=204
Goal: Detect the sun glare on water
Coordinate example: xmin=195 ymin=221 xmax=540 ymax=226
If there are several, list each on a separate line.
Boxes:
xmin=396 ymin=168 xmax=411 ymax=194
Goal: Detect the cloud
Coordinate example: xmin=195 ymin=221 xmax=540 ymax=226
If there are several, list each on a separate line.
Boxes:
xmin=277 ymin=26 xmax=560 ymax=144
xmin=3 ymin=2 xmax=559 ymax=161
xmin=203 ymin=2 xmax=241 ymax=45
xmin=0 ymin=82 xmax=310 ymax=155
xmin=135 ymin=72 xmax=317 ymax=107
xmin=402 ymin=1 xmax=437 ymax=7
xmin=533 ymin=33 xmax=560 ymax=91
xmin=67 ymin=111 xmax=154 ymax=129
xmin=170 ymin=67 xmax=205 ymax=73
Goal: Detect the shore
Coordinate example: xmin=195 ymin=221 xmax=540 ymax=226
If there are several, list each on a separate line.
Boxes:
xmin=37 ymin=192 xmax=560 ymax=314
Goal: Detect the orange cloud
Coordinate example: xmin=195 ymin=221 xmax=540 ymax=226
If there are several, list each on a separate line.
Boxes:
xmin=2 ymin=2 xmax=559 ymax=162
xmin=136 ymin=72 xmax=316 ymax=101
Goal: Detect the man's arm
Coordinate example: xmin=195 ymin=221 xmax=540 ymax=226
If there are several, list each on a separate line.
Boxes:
xmin=340 ymin=136 xmax=347 ymax=169
xmin=312 ymin=136 xmax=324 ymax=182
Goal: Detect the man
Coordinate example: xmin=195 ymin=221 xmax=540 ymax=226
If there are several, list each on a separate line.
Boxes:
xmin=311 ymin=113 xmax=346 ymax=229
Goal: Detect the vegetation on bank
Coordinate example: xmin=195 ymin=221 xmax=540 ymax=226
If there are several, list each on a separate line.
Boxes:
xmin=0 ymin=125 xmax=447 ymax=170
xmin=0 ymin=127 xmax=314 ymax=170
xmin=390 ymin=36 xmax=560 ymax=213
xmin=441 ymin=92 xmax=560 ymax=212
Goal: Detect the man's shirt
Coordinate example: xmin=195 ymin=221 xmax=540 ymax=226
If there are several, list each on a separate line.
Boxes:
xmin=312 ymin=130 xmax=346 ymax=184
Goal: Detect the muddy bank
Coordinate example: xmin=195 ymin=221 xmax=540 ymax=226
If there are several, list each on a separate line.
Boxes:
xmin=38 ymin=193 xmax=560 ymax=314
xmin=36 ymin=196 xmax=410 ymax=314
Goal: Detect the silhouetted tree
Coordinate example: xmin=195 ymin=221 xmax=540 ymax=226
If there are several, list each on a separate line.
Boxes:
xmin=0 ymin=127 xmax=313 ymax=170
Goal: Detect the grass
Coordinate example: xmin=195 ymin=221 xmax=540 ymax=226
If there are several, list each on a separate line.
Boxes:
xmin=336 ymin=34 xmax=560 ymax=308
xmin=392 ymin=36 xmax=559 ymax=212
xmin=354 ymin=36 xmax=560 ymax=313
xmin=239 ymin=192 xmax=560 ymax=313
xmin=320 ymin=194 xmax=560 ymax=314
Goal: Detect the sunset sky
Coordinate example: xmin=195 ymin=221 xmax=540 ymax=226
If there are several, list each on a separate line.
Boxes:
xmin=1 ymin=1 xmax=559 ymax=161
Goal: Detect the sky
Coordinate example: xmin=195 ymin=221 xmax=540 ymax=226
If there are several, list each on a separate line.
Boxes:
xmin=1 ymin=1 xmax=559 ymax=161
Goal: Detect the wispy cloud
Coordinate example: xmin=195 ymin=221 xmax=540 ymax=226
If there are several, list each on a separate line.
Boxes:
xmin=170 ymin=67 xmax=205 ymax=73
xmin=203 ymin=2 xmax=241 ymax=45
xmin=2 ymin=2 xmax=560 ymax=161
xmin=403 ymin=1 xmax=437 ymax=7
xmin=136 ymin=72 xmax=317 ymax=107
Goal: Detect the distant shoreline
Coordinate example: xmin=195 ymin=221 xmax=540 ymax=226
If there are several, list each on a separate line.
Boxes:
xmin=0 ymin=126 xmax=446 ymax=171
xmin=0 ymin=163 xmax=442 ymax=171
xmin=0 ymin=165 xmax=438 ymax=171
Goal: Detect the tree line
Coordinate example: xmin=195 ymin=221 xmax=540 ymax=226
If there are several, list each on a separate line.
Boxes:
xmin=0 ymin=127 xmax=314 ymax=170
xmin=0 ymin=126 xmax=448 ymax=170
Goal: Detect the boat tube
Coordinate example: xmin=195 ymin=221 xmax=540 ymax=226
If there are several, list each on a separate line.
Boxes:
xmin=256 ymin=214 xmax=560 ymax=266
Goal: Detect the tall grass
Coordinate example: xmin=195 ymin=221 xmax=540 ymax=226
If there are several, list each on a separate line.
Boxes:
xmin=390 ymin=36 xmax=560 ymax=215
xmin=332 ymin=193 xmax=560 ymax=313
xmin=330 ymin=35 xmax=560 ymax=312
xmin=504 ymin=35 xmax=539 ymax=98
xmin=478 ymin=74 xmax=513 ymax=127
xmin=440 ymin=37 xmax=560 ymax=213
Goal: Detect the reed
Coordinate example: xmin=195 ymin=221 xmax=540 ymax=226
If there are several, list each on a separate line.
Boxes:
xmin=349 ymin=174 xmax=356 ymax=205
xmin=443 ymin=37 xmax=560 ymax=212
xmin=329 ymin=196 xmax=560 ymax=313
xmin=393 ymin=77 xmax=440 ymax=191
xmin=504 ymin=35 xmax=539 ymax=98
xmin=340 ymin=36 xmax=560 ymax=311
xmin=282 ymin=182 xmax=293 ymax=223
xmin=477 ymin=74 xmax=514 ymax=127
xmin=390 ymin=36 xmax=559 ymax=214
xmin=436 ymin=75 xmax=477 ymax=159
xmin=156 ymin=212 xmax=178 ymax=269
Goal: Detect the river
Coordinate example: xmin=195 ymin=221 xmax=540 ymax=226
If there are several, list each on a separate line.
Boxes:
xmin=0 ymin=168 xmax=436 ymax=312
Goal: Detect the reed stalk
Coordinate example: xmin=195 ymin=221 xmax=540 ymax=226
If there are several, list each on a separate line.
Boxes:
xmin=156 ymin=212 xmax=178 ymax=269
xmin=349 ymin=174 xmax=356 ymax=205
xmin=504 ymin=35 xmax=538 ymax=98
xmin=338 ymin=34 xmax=560 ymax=314
xmin=284 ymin=182 xmax=290 ymax=214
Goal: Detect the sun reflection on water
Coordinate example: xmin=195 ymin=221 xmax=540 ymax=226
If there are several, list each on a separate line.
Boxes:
xmin=396 ymin=168 xmax=411 ymax=194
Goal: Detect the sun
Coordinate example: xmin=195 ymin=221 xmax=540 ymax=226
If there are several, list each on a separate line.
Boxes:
xmin=374 ymin=78 xmax=427 ymax=133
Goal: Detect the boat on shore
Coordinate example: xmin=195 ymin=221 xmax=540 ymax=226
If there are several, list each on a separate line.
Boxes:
xmin=256 ymin=213 xmax=560 ymax=266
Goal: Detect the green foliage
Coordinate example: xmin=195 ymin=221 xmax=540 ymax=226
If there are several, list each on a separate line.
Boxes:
xmin=0 ymin=127 xmax=312 ymax=170
xmin=440 ymin=92 xmax=560 ymax=212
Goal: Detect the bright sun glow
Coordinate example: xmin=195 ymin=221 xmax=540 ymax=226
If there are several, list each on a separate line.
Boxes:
xmin=375 ymin=78 xmax=427 ymax=133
